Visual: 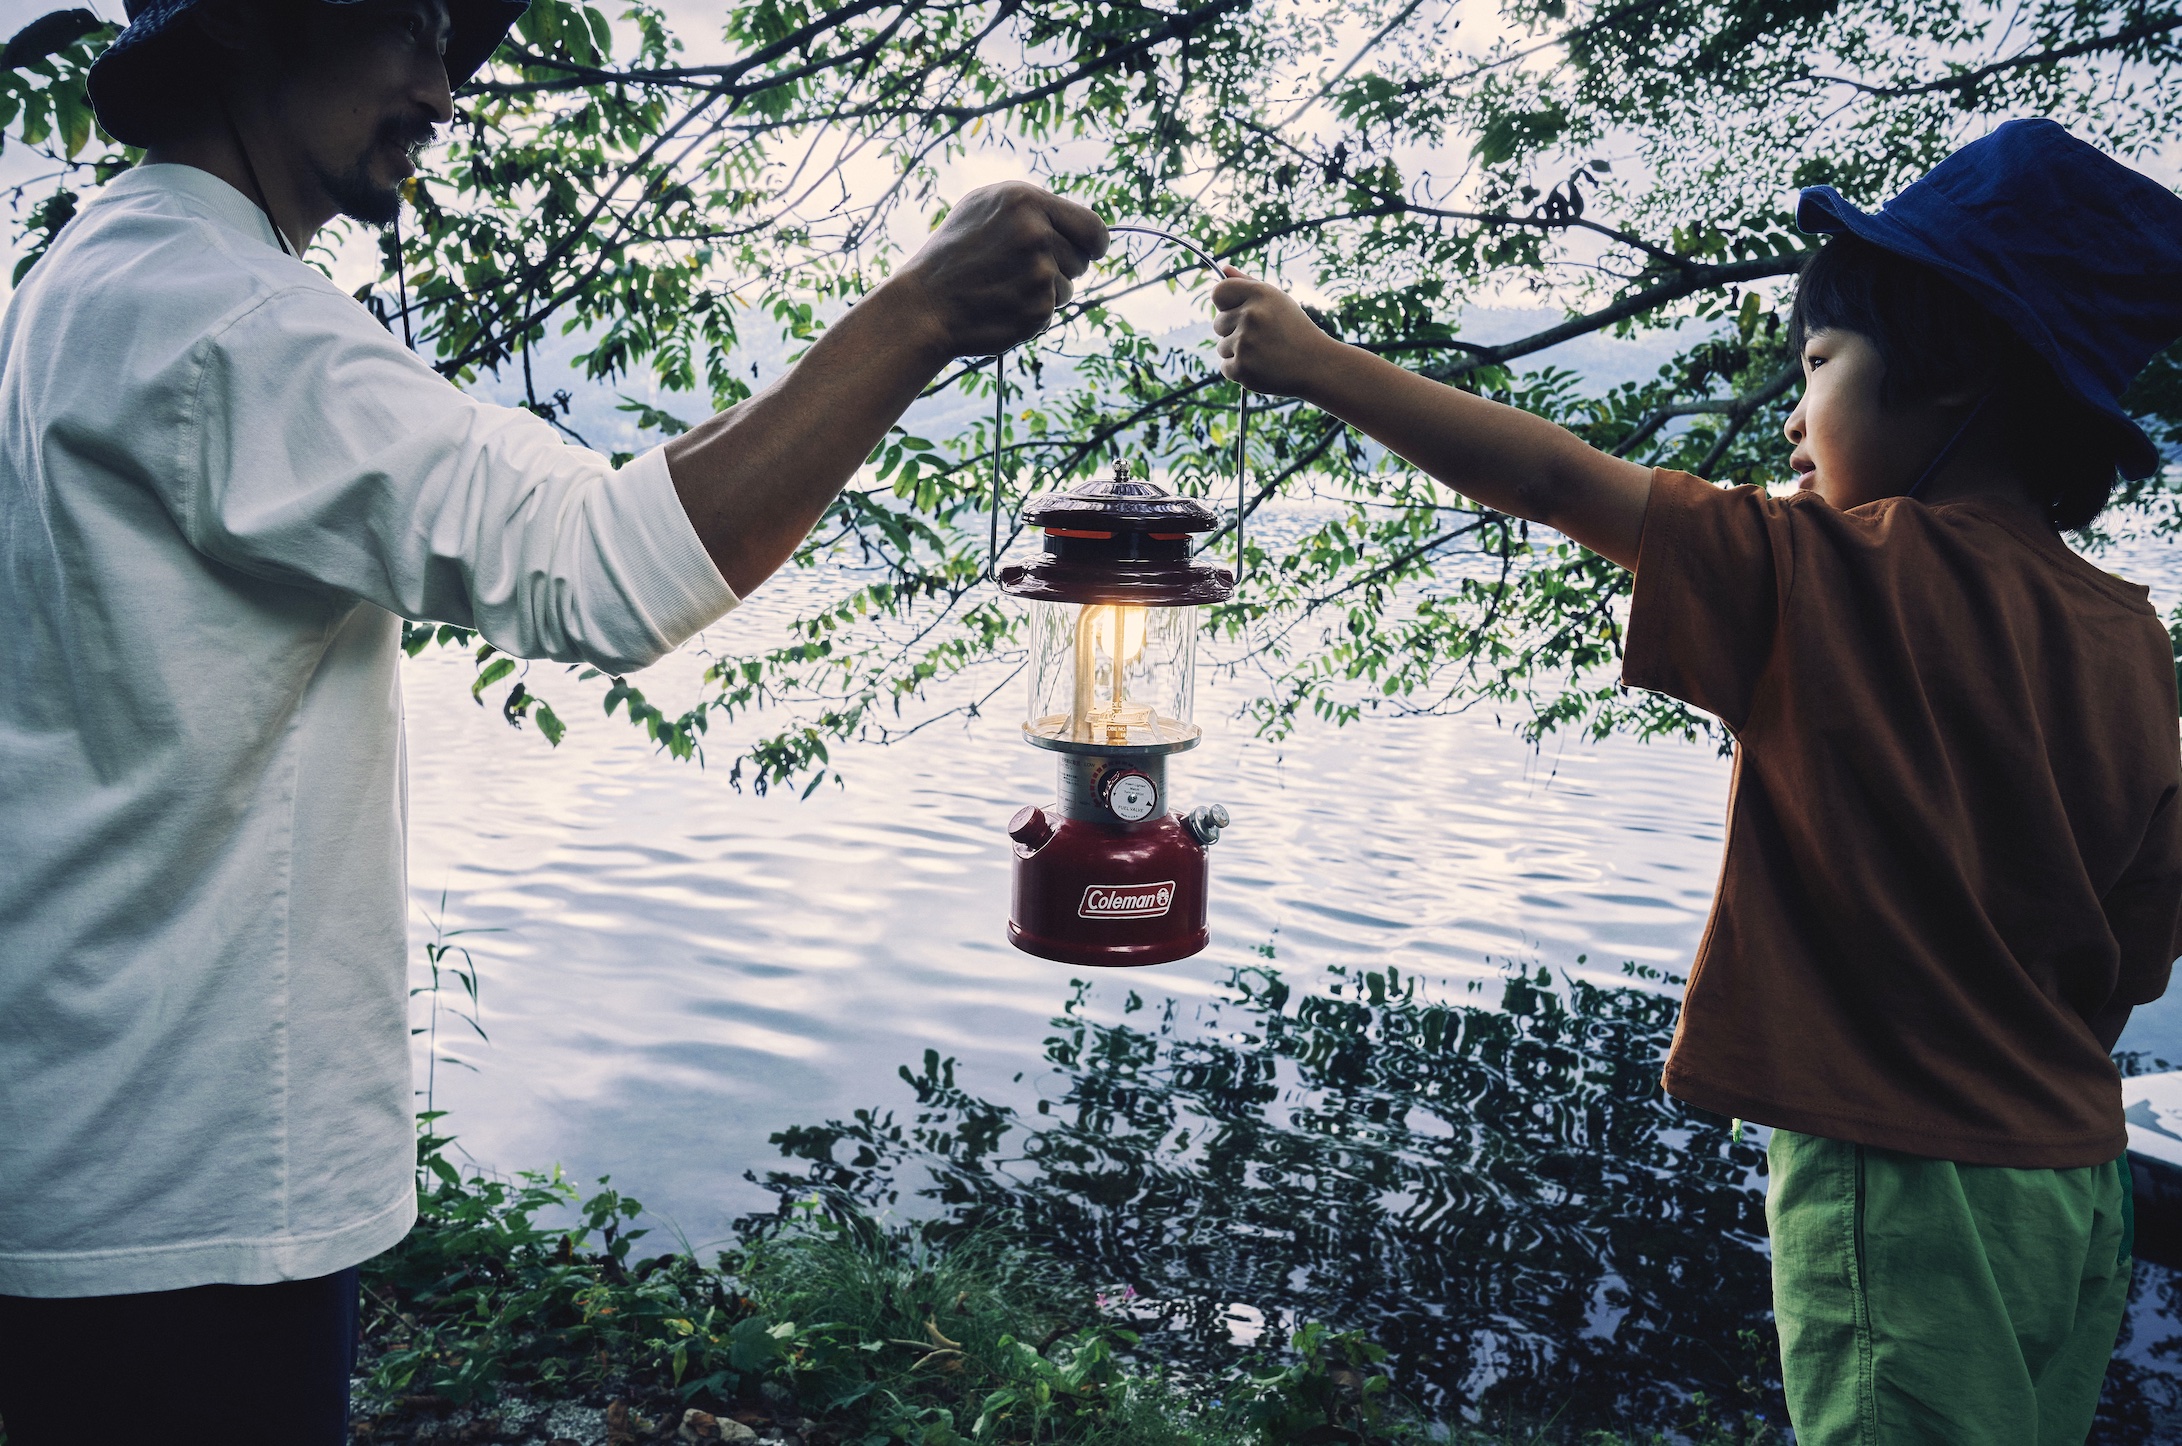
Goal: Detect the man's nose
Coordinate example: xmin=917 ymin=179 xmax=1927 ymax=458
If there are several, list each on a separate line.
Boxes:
xmin=417 ymin=57 xmax=454 ymax=124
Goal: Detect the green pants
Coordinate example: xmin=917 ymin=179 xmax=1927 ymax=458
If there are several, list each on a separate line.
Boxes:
xmin=1767 ymin=1128 xmax=2133 ymax=1445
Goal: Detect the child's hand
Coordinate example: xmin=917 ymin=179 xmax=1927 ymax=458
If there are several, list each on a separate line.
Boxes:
xmin=1212 ymin=269 xmax=1344 ymax=400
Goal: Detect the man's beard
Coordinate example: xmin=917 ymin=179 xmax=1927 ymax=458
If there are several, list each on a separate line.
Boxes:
xmin=320 ymin=118 xmax=435 ymax=228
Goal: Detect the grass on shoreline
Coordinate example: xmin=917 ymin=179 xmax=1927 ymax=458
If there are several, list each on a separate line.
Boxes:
xmin=343 ymin=1119 xmax=1781 ymax=1446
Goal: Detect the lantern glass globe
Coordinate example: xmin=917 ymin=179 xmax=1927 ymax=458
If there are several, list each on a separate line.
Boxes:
xmin=1022 ymin=598 xmax=1200 ymax=751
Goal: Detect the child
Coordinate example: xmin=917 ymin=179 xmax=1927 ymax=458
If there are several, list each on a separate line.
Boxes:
xmin=1212 ymin=118 xmax=2182 ymax=1444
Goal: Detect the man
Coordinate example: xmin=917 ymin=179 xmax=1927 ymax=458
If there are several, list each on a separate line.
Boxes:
xmin=0 ymin=0 xmax=1107 ymax=1438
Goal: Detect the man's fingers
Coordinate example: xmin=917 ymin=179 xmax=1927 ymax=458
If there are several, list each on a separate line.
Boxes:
xmin=1212 ymin=307 xmax=1239 ymax=338
xmin=1210 ymin=276 xmax=1260 ymax=310
xmin=905 ymin=182 xmax=1108 ymax=354
xmin=1040 ymin=191 xmax=1110 ymax=266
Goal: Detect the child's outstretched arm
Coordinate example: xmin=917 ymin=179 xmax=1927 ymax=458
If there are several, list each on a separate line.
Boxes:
xmin=1212 ymin=271 xmax=1653 ymax=570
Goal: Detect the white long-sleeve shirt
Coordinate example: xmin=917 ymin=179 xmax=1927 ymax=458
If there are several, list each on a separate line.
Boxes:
xmin=0 ymin=164 xmax=737 ymax=1296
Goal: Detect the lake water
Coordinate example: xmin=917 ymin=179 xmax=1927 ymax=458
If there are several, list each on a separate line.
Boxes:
xmin=402 ymin=522 xmax=2182 ymax=1432
xmin=402 ymin=576 xmax=1730 ymax=1236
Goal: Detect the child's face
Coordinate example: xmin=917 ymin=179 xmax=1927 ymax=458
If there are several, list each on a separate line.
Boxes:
xmin=1783 ymin=328 xmax=1962 ymax=509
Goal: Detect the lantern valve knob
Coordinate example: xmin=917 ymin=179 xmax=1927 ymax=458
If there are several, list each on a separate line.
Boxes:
xmin=1008 ymin=805 xmax=1055 ymax=850
xmin=1185 ymin=804 xmax=1230 ymax=846
xmin=1099 ymin=769 xmax=1161 ymax=822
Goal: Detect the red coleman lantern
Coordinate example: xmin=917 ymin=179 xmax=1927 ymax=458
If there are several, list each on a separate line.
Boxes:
xmin=997 ymin=460 xmax=1235 ymax=966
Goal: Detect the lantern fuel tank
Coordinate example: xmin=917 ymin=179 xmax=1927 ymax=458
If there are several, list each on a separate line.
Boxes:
xmin=997 ymin=464 xmax=1234 ymax=966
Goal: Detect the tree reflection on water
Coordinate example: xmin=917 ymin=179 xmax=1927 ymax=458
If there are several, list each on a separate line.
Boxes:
xmin=748 ymin=963 xmax=2182 ymax=1437
xmin=751 ymin=963 xmax=1777 ymax=1429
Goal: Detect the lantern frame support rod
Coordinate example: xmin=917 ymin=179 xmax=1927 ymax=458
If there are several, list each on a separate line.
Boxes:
xmin=988 ymin=348 xmax=1005 ymax=583
xmin=983 ymin=224 xmax=1250 ymax=586
xmin=1109 ymin=224 xmax=1247 ymax=586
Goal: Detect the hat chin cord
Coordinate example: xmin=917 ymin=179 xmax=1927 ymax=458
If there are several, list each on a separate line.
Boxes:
xmin=222 ymin=101 xmax=296 ymax=259
xmin=220 ymin=100 xmax=417 ymax=350
xmin=1904 ymin=390 xmax=1992 ymax=502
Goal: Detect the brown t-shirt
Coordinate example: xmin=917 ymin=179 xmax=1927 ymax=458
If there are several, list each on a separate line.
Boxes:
xmin=1624 ymin=469 xmax=2182 ymax=1167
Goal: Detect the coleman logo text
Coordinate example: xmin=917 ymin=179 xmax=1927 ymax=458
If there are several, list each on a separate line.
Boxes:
xmin=1079 ymin=881 xmax=1176 ymax=919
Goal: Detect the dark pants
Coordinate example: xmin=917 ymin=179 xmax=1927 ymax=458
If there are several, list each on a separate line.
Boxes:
xmin=0 ymin=1266 xmax=359 ymax=1445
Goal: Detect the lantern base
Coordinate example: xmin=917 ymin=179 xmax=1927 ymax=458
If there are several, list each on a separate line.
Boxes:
xmin=1007 ymin=809 xmax=1210 ymax=967
xmin=1007 ymin=919 xmax=1210 ymax=968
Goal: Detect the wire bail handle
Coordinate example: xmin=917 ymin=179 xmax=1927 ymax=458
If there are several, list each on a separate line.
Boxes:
xmin=986 ymin=223 xmax=1249 ymax=586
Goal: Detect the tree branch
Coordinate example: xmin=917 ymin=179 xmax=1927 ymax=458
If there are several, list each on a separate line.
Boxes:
xmin=1805 ymin=12 xmax=2182 ymax=99
xmin=1612 ymin=361 xmax=1799 ymax=457
xmin=1348 ymin=253 xmax=1811 ymax=381
xmin=464 ymin=0 xmax=912 ymax=96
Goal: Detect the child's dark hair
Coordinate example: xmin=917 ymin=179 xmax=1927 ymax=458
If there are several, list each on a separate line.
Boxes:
xmin=1788 ymin=234 xmax=2118 ymax=529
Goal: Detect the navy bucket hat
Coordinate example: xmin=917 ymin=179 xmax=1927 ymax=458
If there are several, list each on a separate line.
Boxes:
xmin=88 ymin=0 xmax=529 ymax=149
xmin=1797 ymin=119 xmax=2182 ymax=481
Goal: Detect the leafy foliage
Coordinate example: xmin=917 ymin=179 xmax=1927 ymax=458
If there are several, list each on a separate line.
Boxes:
xmin=6 ymin=1 xmax=2180 ymax=784
xmin=733 ymin=1213 xmax=1218 ymax=1444
xmin=364 ymin=1115 xmax=710 ymax=1403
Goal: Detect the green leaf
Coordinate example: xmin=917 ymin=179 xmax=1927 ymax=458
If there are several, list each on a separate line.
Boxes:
xmin=471 ymin=656 xmax=515 ymax=702
xmin=533 ymin=697 xmax=566 ymax=746
xmin=1469 ymin=105 xmax=1567 ymax=167
xmin=52 ymin=77 xmax=85 ymax=157
xmin=1 ymin=10 xmax=104 ymax=72
xmin=727 ymin=1313 xmax=790 ymax=1371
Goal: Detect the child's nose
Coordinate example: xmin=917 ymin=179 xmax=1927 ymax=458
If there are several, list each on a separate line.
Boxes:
xmin=1783 ymin=399 xmax=1807 ymax=446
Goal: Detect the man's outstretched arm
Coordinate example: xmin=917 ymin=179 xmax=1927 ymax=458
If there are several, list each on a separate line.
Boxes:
xmin=667 ymin=183 xmax=1108 ymax=597
xmin=1210 ymin=271 xmax=1651 ymax=570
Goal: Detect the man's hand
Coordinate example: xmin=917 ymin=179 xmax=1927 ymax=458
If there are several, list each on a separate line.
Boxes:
xmin=1212 ymin=269 xmax=1345 ymax=400
xmin=893 ymin=182 xmax=1110 ymax=360
xmin=664 ymin=183 xmax=1109 ymax=598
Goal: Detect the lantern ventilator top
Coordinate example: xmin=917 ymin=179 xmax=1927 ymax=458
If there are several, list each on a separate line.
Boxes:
xmin=998 ymin=460 xmax=1234 ymax=757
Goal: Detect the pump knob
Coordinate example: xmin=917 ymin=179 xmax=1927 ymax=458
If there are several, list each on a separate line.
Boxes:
xmin=1007 ymin=805 xmax=1055 ymax=850
xmin=1185 ymin=803 xmax=1230 ymax=845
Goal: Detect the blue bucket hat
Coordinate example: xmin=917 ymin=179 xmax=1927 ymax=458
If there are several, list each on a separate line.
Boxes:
xmin=88 ymin=0 xmax=529 ymax=149
xmin=1797 ymin=119 xmax=2182 ymax=481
